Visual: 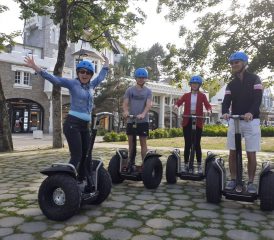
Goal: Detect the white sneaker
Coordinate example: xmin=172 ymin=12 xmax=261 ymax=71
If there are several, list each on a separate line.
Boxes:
xmin=197 ymin=165 xmax=203 ymax=174
xmin=183 ymin=163 xmax=189 ymax=172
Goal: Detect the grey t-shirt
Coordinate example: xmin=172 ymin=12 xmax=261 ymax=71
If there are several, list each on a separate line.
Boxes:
xmin=124 ymin=86 xmax=152 ymax=123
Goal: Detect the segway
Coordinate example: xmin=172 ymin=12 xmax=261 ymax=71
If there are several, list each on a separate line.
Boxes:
xmin=206 ymin=115 xmax=274 ymax=211
xmin=38 ymin=112 xmax=112 ymax=221
xmin=108 ymin=115 xmax=163 ymax=189
xmin=166 ymin=114 xmax=215 ymax=184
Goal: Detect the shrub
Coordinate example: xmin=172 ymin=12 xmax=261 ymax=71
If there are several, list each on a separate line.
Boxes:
xmin=118 ymin=132 xmax=128 ymax=141
xmin=261 ymin=126 xmax=274 ymax=137
xmin=97 ymin=128 xmax=108 ymax=136
xmin=153 ymin=128 xmax=169 ymax=138
xmin=103 ymin=131 xmax=119 ymax=142
xmin=149 ymin=130 xmax=155 ymax=139
xmin=203 ymin=125 xmax=227 ymax=137
xmin=103 ymin=125 xmax=274 ymax=142
xmin=169 ymin=128 xmax=183 ymax=138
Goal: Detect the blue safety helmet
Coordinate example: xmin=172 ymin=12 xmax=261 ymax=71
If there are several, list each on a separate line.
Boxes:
xmin=229 ymin=51 xmax=248 ymax=63
xmin=135 ymin=68 xmax=148 ymax=78
xmin=76 ymin=60 xmax=94 ymax=73
xmin=189 ymin=75 xmax=203 ymax=85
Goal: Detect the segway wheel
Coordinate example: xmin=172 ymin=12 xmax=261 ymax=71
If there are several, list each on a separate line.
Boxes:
xmin=108 ymin=154 xmax=124 ymax=184
xmin=166 ymin=155 xmax=177 ymax=184
xmin=206 ymin=166 xmax=222 ymax=204
xmin=89 ymin=167 xmax=112 ymax=205
xmin=38 ymin=174 xmax=81 ymax=221
xmin=260 ymin=171 xmax=274 ymax=211
xmin=143 ymin=157 xmax=163 ymax=189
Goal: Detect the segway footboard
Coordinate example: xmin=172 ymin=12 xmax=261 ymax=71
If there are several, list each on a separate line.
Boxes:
xmin=178 ymin=172 xmax=204 ymax=181
xmin=40 ymin=163 xmax=77 ymax=178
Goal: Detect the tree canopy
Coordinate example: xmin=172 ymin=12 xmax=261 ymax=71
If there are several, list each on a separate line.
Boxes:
xmin=158 ymin=0 xmax=274 ymax=82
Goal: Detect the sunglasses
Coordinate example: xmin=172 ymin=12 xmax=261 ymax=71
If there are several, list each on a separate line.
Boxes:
xmin=230 ymin=61 xmax=241 ymax=65
xmin=78 ymin=69 xmax=92 ymax=75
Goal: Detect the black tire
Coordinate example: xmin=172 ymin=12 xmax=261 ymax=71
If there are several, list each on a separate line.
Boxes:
xmin=143 ymin=157 xmax=163 ymax=189
xmin=38 ymin=174 xmax=81 ymax=221
xmin=166 ymin=155 xmax=177 ymax=184
xmin=204 ymin=157 xmax=214 ymax=177
xmin=206 ymin=166 xmax=222 ymax=204
xmin=89 ymin=167 xmax=112 ymax=205
xmin=260 ymin=171 xmax=274 ymax=211
xmin=108 ymin=154 xmax=124 ymax=184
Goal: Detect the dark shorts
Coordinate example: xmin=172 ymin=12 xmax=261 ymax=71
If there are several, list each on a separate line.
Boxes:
xmin=126 ymin=122 xmax=149 ymax=137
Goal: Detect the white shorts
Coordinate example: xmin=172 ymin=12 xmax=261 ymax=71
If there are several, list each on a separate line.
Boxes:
xmin=226 ymin=119 xmax=261 ymax=152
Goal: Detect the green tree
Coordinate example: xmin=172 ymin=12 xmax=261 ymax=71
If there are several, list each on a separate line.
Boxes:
xmin=94 ymin=65 xmax=131 ymax=132
xmin=158 ymin=0 xmax=274 ymax=82
xmin=0 ymin=4 xmax=21 ymax=152
xmin=120 ymin=43 xmax=166 ymax=80
xmin=17 ymin=0 xmax=145 ymax=148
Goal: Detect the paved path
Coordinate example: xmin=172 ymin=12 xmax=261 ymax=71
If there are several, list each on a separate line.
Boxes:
xmin=1 ymin=139 xmax=274 ymax=240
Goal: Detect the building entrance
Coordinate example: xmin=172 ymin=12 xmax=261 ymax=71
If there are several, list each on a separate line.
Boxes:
xmin=7 ymin=98 xmax=44 ymax=133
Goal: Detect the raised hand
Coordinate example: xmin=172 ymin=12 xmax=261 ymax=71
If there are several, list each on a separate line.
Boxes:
xmin=102 ymin=53 xmax=109 ymax=68
xmin=24 ymin=55 xmax=41 ymax=73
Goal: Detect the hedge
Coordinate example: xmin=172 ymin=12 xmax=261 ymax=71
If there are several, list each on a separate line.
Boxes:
xmin=102 ymin=125 xmax=274 ymax=142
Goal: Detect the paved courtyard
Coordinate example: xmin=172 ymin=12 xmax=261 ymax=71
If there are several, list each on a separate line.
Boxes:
xmin=0 ymin=145 xmax=274 ymax=240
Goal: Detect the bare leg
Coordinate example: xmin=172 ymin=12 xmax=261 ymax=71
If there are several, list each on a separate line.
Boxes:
xmin=246 ymin=151 xmax=257 ymax=182
xmin=229 ymin=150 xmax=236 ymax=179
xmin=139 ymin=136 xmax=148 ymax=161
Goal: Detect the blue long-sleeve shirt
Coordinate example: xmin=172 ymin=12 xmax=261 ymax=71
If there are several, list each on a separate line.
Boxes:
xmin=39 ymin=67 xmax=109 ymax=121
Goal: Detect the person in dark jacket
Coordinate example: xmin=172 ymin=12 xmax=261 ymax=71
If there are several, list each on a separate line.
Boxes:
xmin=222 ymin=51 xmax=263 ymax=194
xmin=174 ymin=75 xmax=212 ymax=174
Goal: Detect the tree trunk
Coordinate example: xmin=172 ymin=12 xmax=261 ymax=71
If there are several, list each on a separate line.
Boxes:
xmin=52 ymin=0 xmax=69 ymax=148
xmin=0 ymin=75 xmax=13 ymax=152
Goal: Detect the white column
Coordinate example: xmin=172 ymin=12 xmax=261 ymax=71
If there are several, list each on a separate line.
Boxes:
xmin=48 ymin=97 xmax=53 ymax=134
xmin=169 ymin=95 xmax=173 ymax=128
xmin=159 ymin=95 xmax=165 ymax=128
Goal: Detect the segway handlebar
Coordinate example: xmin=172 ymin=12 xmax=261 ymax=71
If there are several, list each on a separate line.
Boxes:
xmin=220 ymin=115 xmax=245 ymax=120
xmin=181 ymin=115 xmax=207 ymax=119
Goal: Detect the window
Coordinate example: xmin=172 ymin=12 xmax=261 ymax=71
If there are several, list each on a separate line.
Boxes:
xmin=172 ymin=98 xmax=178 ymax=105
xmin=15 ymin=71 xmax=20 ymax=84
xmin=14 ymin=71 xmax=31 ymax=86
xmin=153 ymin=96 xmax=160 ymax=104
xmin=92 ymin=60 xmax=98 ymax=73
xmin=24 ymin=72 xmax=30 ymax=85
xmin=165 ymin=97 xmax=170 ymax=105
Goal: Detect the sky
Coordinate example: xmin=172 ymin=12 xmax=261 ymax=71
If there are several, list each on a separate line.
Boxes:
xmin=0 ymin=0 xmax=187 ymax=51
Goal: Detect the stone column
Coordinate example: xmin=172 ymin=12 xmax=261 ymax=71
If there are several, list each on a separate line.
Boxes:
xmin=170 ymin=95 xmax=173 ymax=128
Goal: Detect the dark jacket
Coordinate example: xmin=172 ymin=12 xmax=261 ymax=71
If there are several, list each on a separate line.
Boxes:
xmin=222 ymin=71 xmax=263 ymax=118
